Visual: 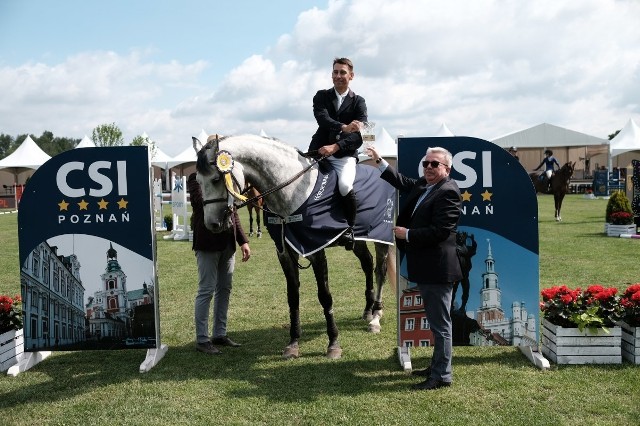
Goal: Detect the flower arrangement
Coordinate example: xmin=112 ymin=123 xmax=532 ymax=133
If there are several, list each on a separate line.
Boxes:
xmin=0 ymin=294 xmax=23 ymax=334
xmin=608 ymin=211 xmax=634 ymax=225
xmin=619 ymin=283 xmax=640 ymax=326
xmin=605 ymin=190 xmax=634 ymax=224
xmin=540 ymin=285 xmax=622 ymax=333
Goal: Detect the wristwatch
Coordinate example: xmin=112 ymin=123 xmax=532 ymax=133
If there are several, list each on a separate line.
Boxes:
xmin=376 ymin=158 xmax=381 ymax=164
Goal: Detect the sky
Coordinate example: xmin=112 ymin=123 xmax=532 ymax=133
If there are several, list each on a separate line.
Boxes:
xmin=1 ymin=0 xmax=639 ymax=157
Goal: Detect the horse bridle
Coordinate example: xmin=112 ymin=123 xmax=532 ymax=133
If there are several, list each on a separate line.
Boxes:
xmin=200 ymin=148 xmax=322 ymax=215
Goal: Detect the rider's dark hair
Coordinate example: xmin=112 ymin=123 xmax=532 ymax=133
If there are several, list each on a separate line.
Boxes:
xmin=544 ymin=149 xmax=553 ymax=156
xmin=333 ymin=57 xmax=354 ymax=72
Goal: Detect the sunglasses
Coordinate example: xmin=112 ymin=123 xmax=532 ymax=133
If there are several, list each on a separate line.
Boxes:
xmin=422 ymin=160 xmax=447 ymax=168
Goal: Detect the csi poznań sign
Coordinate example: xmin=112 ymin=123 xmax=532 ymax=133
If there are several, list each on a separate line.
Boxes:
xmin=396 ymin=137 xmax=539 ymax=350
xmin=18 ymin=146 xmax=159 ymax=352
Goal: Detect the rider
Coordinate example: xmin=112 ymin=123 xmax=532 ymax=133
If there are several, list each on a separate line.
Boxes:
xmin=534 ymin=149 xmax=560 ymax=192
xmin=308 ymin=57 xmax=367 ymax=250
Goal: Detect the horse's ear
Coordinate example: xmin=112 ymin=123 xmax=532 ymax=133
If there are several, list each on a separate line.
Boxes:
xmin=192 ymin=136 xmax=203 ymax=154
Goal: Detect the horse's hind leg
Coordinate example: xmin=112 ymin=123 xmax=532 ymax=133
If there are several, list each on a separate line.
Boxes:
xmin=277 ymin=247 xmax=302 ymax=359
xmin=256 ymin=209 xmax=262 ymax=238
xmin=308 ymin=250 xmax=341 ymax=359
xmin=368 ymin=243 xmax=389 ymax=333
xmin=353 ymin=241 xmax=375 ymax=322
xmin=248 ymin=207 xmax=254 ymax=237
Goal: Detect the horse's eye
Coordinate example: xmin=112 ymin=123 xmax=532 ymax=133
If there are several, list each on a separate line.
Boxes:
xmin=210 ymin=175 xmax=222 ymax=184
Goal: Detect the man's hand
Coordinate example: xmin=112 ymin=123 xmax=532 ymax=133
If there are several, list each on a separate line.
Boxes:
xmin=318 ymin=143 xmax=339 ymax=157
xmin=393 ymin=226 xmax=408 ymax=240
xmin=240 ymin=243 xmax=251 ymax=262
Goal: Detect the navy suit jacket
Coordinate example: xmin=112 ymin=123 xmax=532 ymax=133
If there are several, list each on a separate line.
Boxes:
xmin=308 ymin=87 xmax=367 ymax=158
xmin=381 ymin=166 xmax=463 ymax=285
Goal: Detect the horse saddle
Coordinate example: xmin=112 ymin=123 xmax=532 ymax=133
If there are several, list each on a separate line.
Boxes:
xmin=263 ymin=163 xmax=395 ymax=256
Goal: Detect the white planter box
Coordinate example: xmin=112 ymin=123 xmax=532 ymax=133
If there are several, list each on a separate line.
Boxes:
xmin=619 ymin=321 xmax=640 ymax=365
xmin=604 ymin=223 xmax=636 ymax=237
xmin=0 ymin=328 xmax=24 ymax=372
xmin=541 ymin=319 xmax=621 ymax=364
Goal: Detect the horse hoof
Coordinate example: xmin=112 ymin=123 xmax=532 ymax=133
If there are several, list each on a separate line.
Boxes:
xmin=362 ymin=310 xmax=373 ymax=322
xmin=282 ymin=343 xmax=299 ymax=360
xmin=257 ymin=231 xmax=262 ymax=238
xmin=368 ymin=315 xmax=381 ymax=333
xmin=326 ymin=344 xmax=342 ymax=359
xmin=372 ymin=309 xmax=383 ymax=319
xmin=249 ymin=232 xmax=254 ymax=237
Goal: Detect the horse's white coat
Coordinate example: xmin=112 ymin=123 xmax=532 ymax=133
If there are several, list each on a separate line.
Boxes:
xmin=196 ymin=135 xmax=319 ymax=229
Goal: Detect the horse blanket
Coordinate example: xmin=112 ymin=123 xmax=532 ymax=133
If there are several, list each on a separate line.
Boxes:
xmin=264 ymin=163 xmax=395 ymax=256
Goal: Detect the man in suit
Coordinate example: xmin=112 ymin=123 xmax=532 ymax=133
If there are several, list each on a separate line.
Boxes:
xmin=308 ymin=57 xmax=367 ymax=250
xmin=367 ymin=145 xmax=462 ymax=390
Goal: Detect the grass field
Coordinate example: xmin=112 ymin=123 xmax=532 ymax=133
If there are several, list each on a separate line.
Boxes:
xmin=0 ymin=194 xmax=639 ymax=425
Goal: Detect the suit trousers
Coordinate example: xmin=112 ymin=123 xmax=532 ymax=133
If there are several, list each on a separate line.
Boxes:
xmin=194 ymin=247 xmax=235 ymax=344
xmin=418 ymin=282 xmax=454 ymax=382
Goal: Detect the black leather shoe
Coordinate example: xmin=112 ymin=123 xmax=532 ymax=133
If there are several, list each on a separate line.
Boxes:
xmin=412 ymin=367 xmax=431 ymax=377
xmin=211 ymin=336 xmax=241 ymax=347
xmin=411 ymin=378 xmax=452 ymax=390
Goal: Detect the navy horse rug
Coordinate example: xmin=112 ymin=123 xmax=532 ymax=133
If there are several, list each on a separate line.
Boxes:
xmin=264 ymin=163 xmax=395 ymax=256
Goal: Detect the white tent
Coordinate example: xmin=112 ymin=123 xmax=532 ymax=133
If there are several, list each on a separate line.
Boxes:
xmin=166 ymin=129 xmax=206 ymax=169
xmin=609 ymin=118 xmax=640 ymax=157
xmin=75 ymin=135 xmax=96 ymax=148
xmin=491 ymin=123 xmax=608 ymax=177
xmin=434 ymin=122 xmax=454 ymax=137
xmin=151 ymin=146 xmax=172 ymax=168
xmin=0 ymin=135 xmax=52 ymax=183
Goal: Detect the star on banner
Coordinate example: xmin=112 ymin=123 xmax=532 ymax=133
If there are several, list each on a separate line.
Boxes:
xmin=117 ymin=198 xmax=128 ymax=209
xmin=97 ymin=199 xmax=109 ymax=209
xmin=461 ymin=191 xmax=472 ymax=202
xmin=78 ymin=199 xmax=89 ymax=210
xmin=481 ymin=190 xmax=493 ymax=201
xmin=58 ymin=200 xmax=69 ymax=211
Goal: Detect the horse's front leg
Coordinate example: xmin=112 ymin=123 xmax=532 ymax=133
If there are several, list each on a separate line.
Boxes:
xmin=277 ymin=247 xmax=302 ymax=359
xmin=308 ymin=250 xmax=342 ymax=359
xmin=368 ymin=242 xmax=390 ymax=333
xmin=554 ymin=194 xmax=562 ymax=221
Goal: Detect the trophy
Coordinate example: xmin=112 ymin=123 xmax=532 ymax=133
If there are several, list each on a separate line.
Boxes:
xmin=360 ymin=121 xmax=376 ymax=153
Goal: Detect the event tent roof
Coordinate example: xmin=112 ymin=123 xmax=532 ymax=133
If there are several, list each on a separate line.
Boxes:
xmin=0 ymin=135 xmax=51 ymax=173
xmin=0 ymin=135 xmax=52 ymax=183
xmin=609 ymin=118 xmax=640 ymax=157
xmin=491 ymin=123 xmax=607 ymax=149
xmin=75 ymin=135 xmax=96 ymax=148
xmin=166 ymin=129 xmax=206 ymax=169
xmin=434 ymin=122 xmax=454 ymax=136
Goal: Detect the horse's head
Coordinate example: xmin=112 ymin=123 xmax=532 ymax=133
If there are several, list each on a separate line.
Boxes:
xmin=193 ymin=134 xmax=245 ymax=233
xmin=560 ymin=161 xmax=576 ymax=179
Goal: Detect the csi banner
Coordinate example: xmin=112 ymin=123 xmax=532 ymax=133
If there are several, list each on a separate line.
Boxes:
xmin=18 ymin=147 xmax=159 ymax=351
xmin=396 ymin=137 xmax=539 ymax=349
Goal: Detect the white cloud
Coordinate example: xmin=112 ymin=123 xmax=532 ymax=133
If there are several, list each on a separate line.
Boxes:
xmin=1 ymin=0 xmax=639 ymax=156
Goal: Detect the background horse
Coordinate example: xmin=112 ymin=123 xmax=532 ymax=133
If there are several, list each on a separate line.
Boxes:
xmin=193 ymin=134 xmax=390 ymax=359
xmin=529 ymin=161 xmax=575 ymax=221
xmin=243 ymin=182 xmax=263 ymax=238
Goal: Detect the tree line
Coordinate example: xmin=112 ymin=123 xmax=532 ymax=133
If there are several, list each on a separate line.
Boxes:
xmin=0 ymin=123 xmax=155 ymax=160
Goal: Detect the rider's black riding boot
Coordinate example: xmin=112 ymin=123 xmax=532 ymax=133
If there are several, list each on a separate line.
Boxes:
xmin=341 ymin=190 xmax=357 ymax=251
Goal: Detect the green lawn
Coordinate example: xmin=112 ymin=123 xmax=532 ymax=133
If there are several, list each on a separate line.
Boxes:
xmin=0 ymin=194 xmax=639 ymax=425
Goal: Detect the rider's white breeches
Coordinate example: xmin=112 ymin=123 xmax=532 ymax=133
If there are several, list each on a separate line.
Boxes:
xmin=326 ymin=156 xmax=357 ymax=196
